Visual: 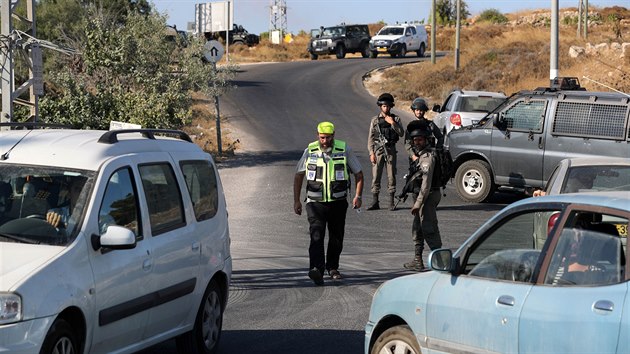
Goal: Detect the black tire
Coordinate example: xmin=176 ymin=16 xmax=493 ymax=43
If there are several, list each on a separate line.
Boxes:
xmin=232 ymin=40 xmax=245 ymax=47
xmin=40 ymin=319 xmax=79 ymax=354
xmin=370 ymin=325 xmax=421 ymax=354
xmin=417 ymin=43 xmax=426 ymax=57
xmin=398 ymin=45 xmax=407 ymax=58
xmin=310 ymin=53 xmax=318 ymax=60
xmin=361 ymin=43 xmax=370 ymax=58
xmin=369 ymin=51 xmax=378 ymax=58
xmin=454 ymin=160 xmax=495 ymax=203
xmin=335 ymin=44 xmax=346 ymax=59
xmin=176 ymin=280 xmax=224 ymax=354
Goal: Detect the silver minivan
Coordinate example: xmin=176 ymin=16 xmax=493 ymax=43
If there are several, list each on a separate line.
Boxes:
xmin=447 ymin=77 xmax=630 ymax=203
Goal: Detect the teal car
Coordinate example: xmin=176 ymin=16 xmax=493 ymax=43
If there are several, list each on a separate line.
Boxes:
xmin=365 ymin=191 xmax=630 ymax=354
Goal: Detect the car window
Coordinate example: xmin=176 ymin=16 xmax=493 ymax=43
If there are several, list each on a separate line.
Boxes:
xmin=545 ymin=165 xmax=561 ymax=194
xmin=561 ymin=166 xmax=630 ymax=194
xmin=443 ymin=94 xmax=456 ymax=111
xmin=545 ymin=210 xmax=628 ymax=286
xmin=180 ymin=160 xmax=219 ymax=221
xmin=99 ymin=168 xmax=141 ymax=239
xmin=553 ymin=101 xmax=627 ymax=140
xmin=457 ymin=96 xmax=505 ymax=112
xmin=502 ymin=99 xmax=547 ymax=131
xmin=139 ymin=163 xmax=185 ymax=235
xmin=465 ymin=211 xmax=552 ymax=282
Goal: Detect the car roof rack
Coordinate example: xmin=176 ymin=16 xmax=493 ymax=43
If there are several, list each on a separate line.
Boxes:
xmin=0 ymin=122 xmax=71 ymax=130
xmin=533 ymin=77 xmax=587 ymax=93
xmin=98 ymin=129 xmax=192 ymax=144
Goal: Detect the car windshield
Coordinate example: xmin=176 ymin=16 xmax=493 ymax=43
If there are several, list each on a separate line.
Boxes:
xmin=322 ymin=26 xmax=344 ymax=36
xmin=457 ymin=96 xmax=506 ymax=113
xmin=560 ymin=165 xmax=630 ymax=194
xmin=378 ymin=27 xmax=404 ymax=35
xmin=0 ymin=164 xmax=95 ymax=246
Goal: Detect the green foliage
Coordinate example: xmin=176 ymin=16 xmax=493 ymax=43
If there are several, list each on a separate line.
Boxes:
xmin=39 ymin=6 xmax=236 ymax=130
xmin=434 ymin=0 xmax=470 ymax=26
xmin=478 ymin=9 xmax=508 ymax=24
xmin=561 ymin=15 xmax=580 ymax=26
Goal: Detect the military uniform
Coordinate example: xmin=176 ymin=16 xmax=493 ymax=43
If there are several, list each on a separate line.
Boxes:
xmin=367 ymin=114 xmax=404 ymax=208
xmin=405 ymin=143 xmax=442 ymax=271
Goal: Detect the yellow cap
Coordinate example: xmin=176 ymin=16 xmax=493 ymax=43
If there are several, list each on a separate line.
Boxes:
xmin=317 ymin=121 xmax=335 ymax=134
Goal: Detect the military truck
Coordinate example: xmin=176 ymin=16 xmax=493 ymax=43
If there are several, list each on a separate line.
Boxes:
xmin=205 ymin=23 xmax=259 ymax=46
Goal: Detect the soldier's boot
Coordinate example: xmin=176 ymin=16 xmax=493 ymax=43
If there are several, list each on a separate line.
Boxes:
xmin=367 ymin=193 xmax=380 ymax=210
xmin=388 ymin=193 xmax=396 ymax=211
xmin=404 ymin=246 xmax=426 ymax=272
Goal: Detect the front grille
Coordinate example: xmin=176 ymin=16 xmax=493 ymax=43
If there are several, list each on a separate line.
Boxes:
xmin=553 ymin=101 xmax=629 ymax=140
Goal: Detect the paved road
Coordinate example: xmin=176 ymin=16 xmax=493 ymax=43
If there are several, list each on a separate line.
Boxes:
xmin=142 ymin=57 xmax=525 ymax=354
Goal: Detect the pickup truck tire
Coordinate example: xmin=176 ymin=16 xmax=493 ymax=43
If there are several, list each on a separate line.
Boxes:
xmin=369 ymin=51 xmax=378 ymax=58
xmin=398 ymin=45 xmax=407 ymax=58
xmin=360 ymin=43 xmax=370 ymax=58
xmin=335 ymin=45 xmax=346 ymax=59
xmin=232 ymin=40 xmax=245 ymax=46
xmin=310 ymin=53 xmax=318 ymax=60
xmin=455 ymin=160 xmax=495 ymax=203
xmin=417 ymin=43 xmax=426 ymax=57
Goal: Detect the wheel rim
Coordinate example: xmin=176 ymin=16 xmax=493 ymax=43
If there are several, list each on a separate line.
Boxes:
xmin=378 ymin=339 xmax=417 ymax=354
xmin=201 ymin=291 xmax=222 ymax=350
xmin=52 ymin=337 xmax=74 ymax=354
xmin=462 ymin=168 xmax=484 ymax=196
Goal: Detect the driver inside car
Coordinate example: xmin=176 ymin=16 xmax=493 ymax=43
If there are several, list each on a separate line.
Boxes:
xmin=46 ymin=179 xmax=84 ymax=230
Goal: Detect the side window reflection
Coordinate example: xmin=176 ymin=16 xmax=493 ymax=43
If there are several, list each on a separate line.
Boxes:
xmin=99 ymin=168 xmax=141 ymax=239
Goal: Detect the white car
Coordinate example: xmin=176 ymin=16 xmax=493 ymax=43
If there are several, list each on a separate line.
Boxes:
xmin=369 ymin=23 xmax=427 ymax=58
xmin=0 ymin=127 xmax=231 ymax=354
xmin=432 ymin=90 xmax=506 ymax=134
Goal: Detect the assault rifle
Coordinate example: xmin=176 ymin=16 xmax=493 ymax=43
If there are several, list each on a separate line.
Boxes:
xmin=375 ymin=120 xmax=390 ymax=164
xmin=393 ymin=159 xmax=423 ymax=209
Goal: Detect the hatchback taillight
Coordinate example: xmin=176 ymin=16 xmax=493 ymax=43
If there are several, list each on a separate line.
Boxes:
xmin=450 ymin=114 xmax=462 ymax=127
xmin=548 ymin=212 xmax=561 ymax=235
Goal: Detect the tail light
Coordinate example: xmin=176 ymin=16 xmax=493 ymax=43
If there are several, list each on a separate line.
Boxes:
xmin=548 ymin=212 xmax=561 ymax=235
xmin=450 ymin=114 xmax=462 ymax=127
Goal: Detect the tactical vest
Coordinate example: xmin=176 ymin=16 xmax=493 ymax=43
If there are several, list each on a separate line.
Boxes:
xmin=305 ymin=140 xmax=349 ymax=202
xmin=376 ymin=117 xmax=400 ymax=144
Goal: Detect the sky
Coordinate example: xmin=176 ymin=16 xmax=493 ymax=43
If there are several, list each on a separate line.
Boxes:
xmin=151 ymin=0 xmax=627 ymax=35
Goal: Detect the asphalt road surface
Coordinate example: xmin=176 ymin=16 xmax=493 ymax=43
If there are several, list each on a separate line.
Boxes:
xmin=142 ymin=56 xmax=525 ymax=354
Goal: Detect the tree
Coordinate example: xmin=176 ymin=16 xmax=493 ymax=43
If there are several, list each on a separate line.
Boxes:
xmin=37 ymin=5 xmax=236 ymax=130
xmin=435 ymin=0 xmax=471 ymax=26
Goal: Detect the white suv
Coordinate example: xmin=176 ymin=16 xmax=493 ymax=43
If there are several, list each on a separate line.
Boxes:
xmin=0 ymin=127 xmax=231 ymax=354
xmin=369 ymin=23 xmax=428 ymax=58
xmin=432 ymin=90 xmax=507 ymax=134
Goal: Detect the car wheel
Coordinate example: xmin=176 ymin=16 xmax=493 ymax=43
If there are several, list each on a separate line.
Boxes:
xmin=40 ymin=319 xmax=79 ymax=354
xmin=176 ymin=280 xmax=224 ymax=354
xmin=371 ymin=325 xmax=420 ymax=354
xmin=369 ymin=51 xmax=378 ymax=58
xmin=455 ymin=160 xmax=495 ymax=203
xmin=335 ymin=44 xmax=346 ymax=59
xmin=361 ymin=43 xmax=370 ymax=58
xmin=310 ymin=53 xmax=318 ymax=60
xmin=417 ymin=43 xmax=426 ymax=57
xmin=398 ymin=45 xmax=407 ymax=58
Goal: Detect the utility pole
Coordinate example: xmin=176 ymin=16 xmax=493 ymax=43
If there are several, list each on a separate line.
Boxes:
xmin=0 ymin=0 xmax=42 ymax=124
xmin=583 ymin=0 xmax=589 ymax=39
xmin=454 ymin=0 xmax=460 ymax=70
xmin=577 ymin=0 xmax=582 ymax=37
xmin=550 ymin=0 xmax=559 ymax=80
xmin=431 ymin=0 xmax=436 ymax=64
xmin=269 ymin=0 xmax=287 ymax=34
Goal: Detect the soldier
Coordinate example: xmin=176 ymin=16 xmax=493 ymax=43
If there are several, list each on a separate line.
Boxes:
xmin=367 ymin=93 xmax=404 ymax=211
xmin=404 ymin=129 xmax=442 ymax=271
xmin=404 ymin=97 xmax=443 ymax=158
xmin=294 ymin=122 xmax=364 ymax=285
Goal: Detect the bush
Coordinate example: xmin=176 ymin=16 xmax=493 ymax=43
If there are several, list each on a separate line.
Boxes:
xmin=478 ymin=9 xmax=508 ymax=24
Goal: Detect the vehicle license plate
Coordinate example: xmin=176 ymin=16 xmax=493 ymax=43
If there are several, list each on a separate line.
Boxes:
xmin=377 ymin=47 xmax=388 ymax=53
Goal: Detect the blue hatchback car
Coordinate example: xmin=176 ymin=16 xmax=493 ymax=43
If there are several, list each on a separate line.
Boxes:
xmin=365 ymin=191 xmax=630 ymax=354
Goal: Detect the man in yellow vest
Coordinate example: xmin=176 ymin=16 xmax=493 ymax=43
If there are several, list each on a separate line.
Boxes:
xmin=294 ymin=121 xmax=364 ymax=285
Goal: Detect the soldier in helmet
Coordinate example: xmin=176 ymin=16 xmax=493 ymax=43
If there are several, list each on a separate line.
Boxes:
xmin=366 ymin=93 xmax=404 ymax=211
xmin=404 ymin=128 xmax=442 ymax=271
xmin=404 ymin=97 xmax=443 ymax=160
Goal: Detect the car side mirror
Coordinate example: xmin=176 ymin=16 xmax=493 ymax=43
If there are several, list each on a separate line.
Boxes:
xmin=91 ymin=225 xmax=136 ymax=251
xmin=429 ymin=248 xmax=453 ymax=272
xmin=432 ymin=104 xmax=441 ymax=113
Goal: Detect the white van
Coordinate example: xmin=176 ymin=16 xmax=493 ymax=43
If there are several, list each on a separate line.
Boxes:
xmin=369 ymin=23 xmax=428 ymax=58
xmin=0 ymin=127 xmax=231 ymax=354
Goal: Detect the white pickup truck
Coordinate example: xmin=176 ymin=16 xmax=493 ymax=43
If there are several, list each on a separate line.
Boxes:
xmin=369 ymin=23 xmax=428 ymax=58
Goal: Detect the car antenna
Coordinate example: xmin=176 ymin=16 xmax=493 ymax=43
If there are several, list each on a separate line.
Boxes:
xmin=582 ymin=76 xmax=630 ymax=98
xmin=0 ymin=129 xmax=32 ymax=161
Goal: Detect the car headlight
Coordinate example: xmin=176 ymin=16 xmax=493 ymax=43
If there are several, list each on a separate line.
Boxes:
xmin=0 ymin=293 xmax=22 ymax=324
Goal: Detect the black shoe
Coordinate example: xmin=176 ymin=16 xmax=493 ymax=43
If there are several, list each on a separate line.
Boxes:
xmin=308 ymin=268 xmax=324 ymax=286
xmin=366 ymin=202 xmax=380 ymax=210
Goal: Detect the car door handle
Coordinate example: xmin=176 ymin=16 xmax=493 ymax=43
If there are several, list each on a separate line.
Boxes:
xmin=142 ymin=259 xmax=153 ymax=271
xmin=497 ymin=295 xmax=515 ymax=307
xmin=192 ymin=241 xmax=200 ymax=252
xmin=538 ymin=136 xmax=543 ymax=149
xmin=594 ymin=300 xmax=614 ymax=312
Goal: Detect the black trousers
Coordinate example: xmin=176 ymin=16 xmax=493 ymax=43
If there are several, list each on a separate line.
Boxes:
xmin=305 ymin=200 xmax=348 ymax=272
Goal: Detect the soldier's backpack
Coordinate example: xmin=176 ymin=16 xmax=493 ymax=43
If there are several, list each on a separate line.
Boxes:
xmin=432 ymin=148 xmax=454 ymax=189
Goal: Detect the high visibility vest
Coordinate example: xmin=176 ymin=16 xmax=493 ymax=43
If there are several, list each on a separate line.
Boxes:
xmin=304 ymin=139 xmax=349 ymax=202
